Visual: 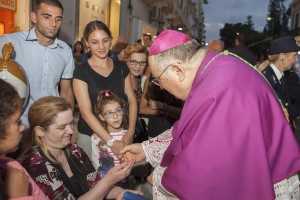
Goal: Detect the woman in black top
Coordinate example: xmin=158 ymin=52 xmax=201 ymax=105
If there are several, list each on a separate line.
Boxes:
xmin=73 ymin=21 xmax=137 ymax=159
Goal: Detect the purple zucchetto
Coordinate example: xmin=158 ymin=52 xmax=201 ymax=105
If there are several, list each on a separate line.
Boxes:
xmin=268 ymin=36 xmax=300 ymax=55
xmin=149 ymin=30 xmax=191 ymax=56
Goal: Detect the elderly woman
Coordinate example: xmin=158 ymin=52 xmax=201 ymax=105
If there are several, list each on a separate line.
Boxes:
xmin=19 ymin=96 xmax=142 ymax=200
xmin=259 ymin=36 xmax=300 ymax=124
xmin=0 ymin=79 xmax=47 ymax=200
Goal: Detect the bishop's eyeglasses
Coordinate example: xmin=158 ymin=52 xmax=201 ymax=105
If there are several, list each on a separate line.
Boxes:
xmin=152 ymin=62 xmax=179 ymax=87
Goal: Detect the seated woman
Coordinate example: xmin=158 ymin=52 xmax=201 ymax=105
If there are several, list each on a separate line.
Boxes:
xmin=0 ymin=79 xmax=47 ymax=200
xmin=19 ymin=96 xmax=142 ymax=200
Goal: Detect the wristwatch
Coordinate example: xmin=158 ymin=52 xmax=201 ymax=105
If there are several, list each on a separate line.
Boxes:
xmin=106 ymin=138 xmax=116 ymax=148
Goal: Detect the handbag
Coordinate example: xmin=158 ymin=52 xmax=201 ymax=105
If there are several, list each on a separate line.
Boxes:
xmin=133 ymin=116 xmax=148 ymax=143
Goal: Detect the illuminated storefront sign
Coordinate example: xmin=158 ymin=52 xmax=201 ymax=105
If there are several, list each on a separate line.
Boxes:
xmin=0 ymin=0 xmax=16 ymax=11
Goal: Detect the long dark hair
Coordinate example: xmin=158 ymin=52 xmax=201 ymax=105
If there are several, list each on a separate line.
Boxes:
xmin=0 ymin=79 xmax=20 ymax=200
xmin=83 ymin=20 xmax=112 ymax=43
xmin=0 ymin=79 xmax=20 ymax=139
xmin=73 ymin=41 xmax=84 ymax=54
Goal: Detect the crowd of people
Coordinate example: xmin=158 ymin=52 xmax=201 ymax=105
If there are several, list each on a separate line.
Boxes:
xmin=1 ymin=0 xmax=300 ymax=199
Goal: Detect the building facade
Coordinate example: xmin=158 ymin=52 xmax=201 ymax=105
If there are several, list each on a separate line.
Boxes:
xmin=0 ymin=0 xmax=205 ymax=47
xmin=119 ymin=0 xmax=206 ymax=44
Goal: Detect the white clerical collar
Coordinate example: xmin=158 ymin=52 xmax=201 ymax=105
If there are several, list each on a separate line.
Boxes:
xmin=270 ymin=63 xmax=283 ymax=80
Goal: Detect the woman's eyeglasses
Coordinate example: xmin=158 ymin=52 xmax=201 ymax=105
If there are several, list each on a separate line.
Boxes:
xmin=129 ymin=60 xmax=147 ymax=67
xmin=102 ymin=107 xmax=124 ymax=119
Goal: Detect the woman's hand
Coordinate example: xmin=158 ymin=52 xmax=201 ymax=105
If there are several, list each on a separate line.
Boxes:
xmin=120 ymin=143 xmax=146 ymax=163
xmin=105 ymin=160 xmax=134 ymax=185
xmin=110 ymin=140 xmax=126 ymax=157
xmin=82 ymin=162 xmax=136 ymax=200
xmin=122 ymin=132 xmax=134 ymax=145
xmin=5 ymin=167 xmax=30 ymax=198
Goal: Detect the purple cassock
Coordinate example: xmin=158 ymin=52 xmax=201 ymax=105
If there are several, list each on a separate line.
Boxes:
xmin=160 ymin=51 xmax=300 ymax=199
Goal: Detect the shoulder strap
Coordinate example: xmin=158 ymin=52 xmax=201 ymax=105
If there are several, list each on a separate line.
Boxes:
xmin=121 ymin=62 xmax=125 ymax=89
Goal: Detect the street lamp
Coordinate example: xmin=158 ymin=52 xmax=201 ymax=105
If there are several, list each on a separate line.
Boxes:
xmin=267 ymin=17 xmax=274 ymax=38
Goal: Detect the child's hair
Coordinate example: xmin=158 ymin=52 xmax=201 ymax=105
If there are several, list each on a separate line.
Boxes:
xmin=94 ymin=90 xmax=128 ymax=130
xmin=0 ymin=79 xmax=20 ymax=139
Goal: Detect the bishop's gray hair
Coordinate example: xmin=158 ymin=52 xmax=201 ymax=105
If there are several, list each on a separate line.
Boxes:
xmin=152 ymin=39 xmax=204 ymax=71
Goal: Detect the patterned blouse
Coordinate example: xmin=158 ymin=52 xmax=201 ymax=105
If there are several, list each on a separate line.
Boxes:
xmin=21 ymin=144 xmax=100 ymax=200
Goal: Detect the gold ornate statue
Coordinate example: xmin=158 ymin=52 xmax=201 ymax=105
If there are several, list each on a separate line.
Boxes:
xmin=0 ymin=43 xmax=29 ymax=108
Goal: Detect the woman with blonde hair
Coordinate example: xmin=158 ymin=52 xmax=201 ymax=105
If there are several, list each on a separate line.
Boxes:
xmin=19 ymin=96 xmax=142 ymax=200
